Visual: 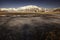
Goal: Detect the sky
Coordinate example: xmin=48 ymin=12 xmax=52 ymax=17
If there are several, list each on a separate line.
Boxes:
xmin=0 ymin=0 xmax=60 ymax=8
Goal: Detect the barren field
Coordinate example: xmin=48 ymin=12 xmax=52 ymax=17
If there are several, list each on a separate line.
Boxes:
xmin=0 ymin=13 xmax=60 ymax=40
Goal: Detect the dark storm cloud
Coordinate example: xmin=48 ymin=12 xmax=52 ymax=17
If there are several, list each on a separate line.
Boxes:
xmin=0 ymin=0 xmax=60 ymax=8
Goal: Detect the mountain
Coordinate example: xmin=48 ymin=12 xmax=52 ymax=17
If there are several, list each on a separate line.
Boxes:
xmin=0 ymin=5 xmax=45 ymax=13
xmin=0 ymin=8 xmax=17 ymax=12
xmin=16 ymin=5 xmax=44 ymax=13
xmin=17 ymin=5 xmax=41 ymax=10
xmin=0 ymin=5 xmax=60 ymax=13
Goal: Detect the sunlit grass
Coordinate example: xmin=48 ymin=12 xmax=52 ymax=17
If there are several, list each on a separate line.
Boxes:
xmin=0 ymin=12 xmax=60 ymax=15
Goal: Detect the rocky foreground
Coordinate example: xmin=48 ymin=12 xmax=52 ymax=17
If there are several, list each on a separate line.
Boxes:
xmin=0 ymin=14 xmax=60 ymax=40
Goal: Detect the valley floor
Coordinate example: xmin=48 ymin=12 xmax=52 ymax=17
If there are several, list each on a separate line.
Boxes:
xmin=0 ymin=13 xmax=60 ymax=40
